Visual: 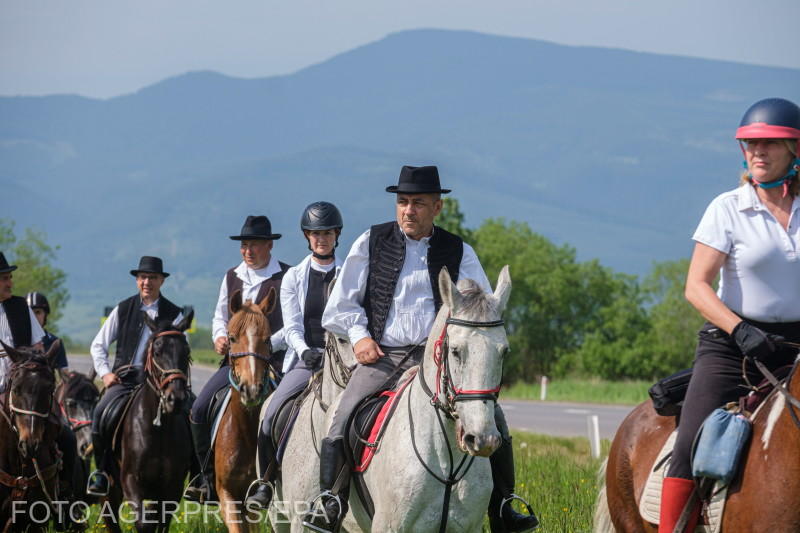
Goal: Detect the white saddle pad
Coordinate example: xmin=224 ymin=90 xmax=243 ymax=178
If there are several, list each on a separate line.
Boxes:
xmin=209 ymin=388 xmax=232 ymax=453
xmin=639 ymin=429 xmax=727 ymax=533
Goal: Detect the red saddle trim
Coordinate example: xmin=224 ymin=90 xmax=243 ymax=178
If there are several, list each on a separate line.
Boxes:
xmin=354 ymin=375 xmax=415 ymax=473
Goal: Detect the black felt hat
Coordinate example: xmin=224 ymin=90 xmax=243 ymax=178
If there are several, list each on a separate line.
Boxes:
xmin=130 ymin=256 xmax=170 ymax=278
xmin=0 ymin=252 xmax=17 ymax=274
xmin=229 ymin=215 xmax=282 ymax=241
xmin=386 ymin=165 xmax=451 ymax=194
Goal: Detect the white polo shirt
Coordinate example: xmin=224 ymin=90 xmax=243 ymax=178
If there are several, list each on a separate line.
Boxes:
xmin=692 ymin=184 xmax=800 ymax=322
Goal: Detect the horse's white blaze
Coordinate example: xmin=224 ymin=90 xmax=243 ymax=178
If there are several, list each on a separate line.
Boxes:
xmin=247 ymin=324 xmax=258 ymax=379
xmin=761 ymin=393 xmax=785 ymax=450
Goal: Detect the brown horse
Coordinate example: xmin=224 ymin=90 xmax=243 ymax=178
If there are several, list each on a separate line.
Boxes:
xmin=595 ymin=360 xmax=800 ymax=532
xmin=215 ymin=288 xmax=277 ymax=533
xmin=102 ymin=311 xmax=194 ymax=533
xmin=0 ymin=341 xmax=65 ymax=532
xmin=55 ymin=370 xmax=100 ymax=481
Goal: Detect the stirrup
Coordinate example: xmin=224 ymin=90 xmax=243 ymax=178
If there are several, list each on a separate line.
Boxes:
xmin=302 ymin=490 xmax=343 ymax=532
xmin=500 ymin=493 xmax=535 ymax=519
xmin=244 ymin=478 xmax=275 ymax=506
xmin=86 ymin=471 xmax=110 ymax=497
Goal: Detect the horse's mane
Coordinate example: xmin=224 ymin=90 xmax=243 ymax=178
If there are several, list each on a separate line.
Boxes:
xmin=228 ymin=301 xmax=270 ymax=337
xmin=455 ymin=279 xmax=497 ymax=319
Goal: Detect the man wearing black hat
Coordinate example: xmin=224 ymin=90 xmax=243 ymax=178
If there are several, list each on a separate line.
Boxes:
xmin=0 ymin=252 xmax=46 ymax=391
xmin=86 ymin=256 xmax=187 ymax=496
xmin=185 ymin=215 xmax=289 ymax=503
xmin=304 ymin=166 xmax=538 ymax=533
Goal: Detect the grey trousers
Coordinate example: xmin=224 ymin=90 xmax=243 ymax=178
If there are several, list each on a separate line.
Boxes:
xmin=328 ymin=345 xmax=511 ymax=442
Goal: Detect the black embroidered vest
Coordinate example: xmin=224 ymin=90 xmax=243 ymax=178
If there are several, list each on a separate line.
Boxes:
xmin=303 ymin=266 xmax=336 ymax=349
xmin=365 ymin=222 xmax=463 ymax=344
xmin=113 ymin=294 xmax=181 ymax=371
xmin=1 ymin=296 xmax=32 ymax=347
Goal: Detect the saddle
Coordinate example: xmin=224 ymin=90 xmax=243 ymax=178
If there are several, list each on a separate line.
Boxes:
xmin=98 ymin=385 xmax=140 ymax=452
xmin=270 ymin=387 xmax=310 ymax=464
xmin=344 ymin=369 xmax=417 ymax=519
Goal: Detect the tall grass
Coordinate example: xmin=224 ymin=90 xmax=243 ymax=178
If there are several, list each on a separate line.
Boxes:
xmin=503 ymin=378 xmax=650 ymax=405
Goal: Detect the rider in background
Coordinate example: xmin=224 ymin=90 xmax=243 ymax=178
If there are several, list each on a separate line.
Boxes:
xmin=304 ymin=166 xmax=538 ymax=533
xmin=247 ymin=202 xmax=344 ymax=509
xmin=26 ymin=291 xmax=69 ymax=378
xmin=0 ymin=252 xmax=45 ymax=391
xmin=185 ymin=215 xmax=289 ymax=503
xmin=661 ymin=98 xmax=800 ymax=533
xmin=86 ymin=256 xmax=187 ymax=496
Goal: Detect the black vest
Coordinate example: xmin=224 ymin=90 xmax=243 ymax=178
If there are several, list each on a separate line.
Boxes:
xmin=225 ymin=262 xmax=291 ymax=369
xmin=1 ymin=296 xmax=32 ymax=347
xmin=364 ymin=222 xmax=463 ymax=344
xmin=113 ymin=294 xmax=181 ymax=371
xmin=303 ymin=266 xmax=336 ymax=349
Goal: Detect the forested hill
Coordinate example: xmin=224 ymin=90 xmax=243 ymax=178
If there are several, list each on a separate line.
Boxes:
xmin=3 ymin=29 xmax=799 ymax=342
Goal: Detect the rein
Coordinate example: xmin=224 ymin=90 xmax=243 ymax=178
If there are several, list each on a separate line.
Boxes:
xmin=749 ymin=341 xmax=800 ymax=431
xmin=144 ymin=330 xmax=191 ymax=426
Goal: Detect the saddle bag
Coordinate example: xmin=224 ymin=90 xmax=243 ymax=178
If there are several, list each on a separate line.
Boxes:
xmin=692 ymin=407 xmax=752 ymax=486
xmin=648 ymin=368 xmax=692 ymax=416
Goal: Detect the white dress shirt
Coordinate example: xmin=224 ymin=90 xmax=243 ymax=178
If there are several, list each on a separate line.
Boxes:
xmin=693 ymin=184 xmax=800 ymax=322
xmin=280 ymin=254 xmax=342 ymax=373
xmin=322 ymin=227 xmax=491 ymax=347
xmin=0 ymin=303 xmax=46 ymax=390
xmin=90 ymin=298 xmax=185 ymax=378
xmin=211 ymin=257 xmax=286 ymax=350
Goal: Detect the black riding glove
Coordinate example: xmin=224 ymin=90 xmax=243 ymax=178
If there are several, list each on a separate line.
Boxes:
xmin=301 ymin=348 xmax=322 ymax=368
xmin=732 ymin=321 xmax=784 ymax=361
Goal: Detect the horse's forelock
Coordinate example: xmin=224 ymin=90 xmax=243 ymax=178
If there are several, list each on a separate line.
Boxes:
xmin=9 ymin=355 xmax=54 ymax=387
xmin=454 ymin=279 xmax=498 ymax=320
xmin=228 ymin=301 xmax=270 ymax=338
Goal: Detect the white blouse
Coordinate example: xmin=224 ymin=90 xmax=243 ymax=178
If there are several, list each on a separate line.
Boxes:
xmin=693 ymin=184 xmax=800 ymax=322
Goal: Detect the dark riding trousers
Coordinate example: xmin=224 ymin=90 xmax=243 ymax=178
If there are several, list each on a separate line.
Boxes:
xmin=668 ymin=320 xmax=800 ymax=479
xmin=90 ymin=368 xmax=143 ymax=469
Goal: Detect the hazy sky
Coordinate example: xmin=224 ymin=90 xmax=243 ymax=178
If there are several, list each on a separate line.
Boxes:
xmin=2 ymin=0 xmax=799 ymax=99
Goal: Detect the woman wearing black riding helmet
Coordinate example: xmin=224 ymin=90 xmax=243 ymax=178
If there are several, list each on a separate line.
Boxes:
xmin=26 ymin=291 xmax=69 ymax=373
xmin=247 ymin=201 xmax=344 ymax=508
xmin=660 ymin=98 xmax=800 ymax=533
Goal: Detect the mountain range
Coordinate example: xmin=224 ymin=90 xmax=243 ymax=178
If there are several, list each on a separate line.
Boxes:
xmin=3 ymin=29 xmax=799 ymax=341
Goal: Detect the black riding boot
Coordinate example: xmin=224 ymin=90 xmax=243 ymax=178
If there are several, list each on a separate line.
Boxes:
xmin=86 ymin=430 xmax=109 ymax=496
xmin=488 ymin=436 xmax=539 ymax=533
xmin=303 ymin=438 xmax=350 ymax=533
xmin=246 ymin=428 xmax=277 ymax=509
xmin=184 ymin=419 xmax=215 ymax=503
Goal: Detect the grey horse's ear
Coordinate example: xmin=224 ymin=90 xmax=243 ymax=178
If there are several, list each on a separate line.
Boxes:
xmin=229 ymin=289 xmax=243 ymax=316
xmin=491 ymin=265 xmax=512 ymax=314
xmin=438 ymin=267 xmax=463 ymax=312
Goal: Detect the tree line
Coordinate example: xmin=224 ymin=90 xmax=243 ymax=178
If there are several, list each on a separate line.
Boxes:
xmin=4 ymin=208 xmax=704 ymax=382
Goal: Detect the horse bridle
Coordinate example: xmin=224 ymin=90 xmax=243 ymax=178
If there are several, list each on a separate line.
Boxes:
xmin=144 ymin=330 xmax=191 ymax=425
xmin=419 ymin=315 xmax=505 ymax=419
xmin=227 ymin=339 xmax=277 ymax=404
xmin=6 ymin=359 xmax=55 ymax=426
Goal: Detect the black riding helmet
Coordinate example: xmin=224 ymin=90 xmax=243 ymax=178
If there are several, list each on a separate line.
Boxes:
xmin=301 ymin=202 xmax=343 ymax=258
xmin=26 ymin=291 xmax=50 ymax=315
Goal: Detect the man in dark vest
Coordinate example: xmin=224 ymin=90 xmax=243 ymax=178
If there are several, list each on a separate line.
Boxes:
xmin=304 ymin=166 xmax=539 ymax=533
xmin=0 ymin=252 xmax=46 ymax=391
xmin=185 ymin=215 xmax=289 ymax=503
xmin=86 ymin=256 xmax=187 ymax=496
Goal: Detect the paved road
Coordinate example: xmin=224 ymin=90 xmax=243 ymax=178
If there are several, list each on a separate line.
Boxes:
xmin=69 ymin=355 xmax=634 ymax=439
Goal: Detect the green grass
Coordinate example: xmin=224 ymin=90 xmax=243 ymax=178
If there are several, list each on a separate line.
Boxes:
xmin=33 ymin=431 xmax=605 ymax=532
xmin=192 ymin=348 xmax=223 ymax=367
xmin=502 ymin=378 xmax=651 ymax=405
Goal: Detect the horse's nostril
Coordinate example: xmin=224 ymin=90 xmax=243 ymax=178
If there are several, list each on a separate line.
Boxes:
xmin=463 ymin=434 xmax=477 ymax=448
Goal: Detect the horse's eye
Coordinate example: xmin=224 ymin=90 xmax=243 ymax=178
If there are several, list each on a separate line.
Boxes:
xmin=452 ymin=348 xmax=461 ymax=360
xmin=229 ymin=335 xmax=236 ymax=343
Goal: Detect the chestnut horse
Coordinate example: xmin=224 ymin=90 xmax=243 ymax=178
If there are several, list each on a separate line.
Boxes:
xmin=595 ymin=354 xmax=800 ymax=532
xmin=215 ymin=289 xmax=278 ymax=533
xmin=0 ymin=341 xmax=65 ymax=532
xmin=102 ymin=311 xmax=194 ymax=533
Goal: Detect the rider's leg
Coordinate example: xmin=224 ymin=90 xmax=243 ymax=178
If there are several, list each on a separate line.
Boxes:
xmin=303 ymin=348 xmax=419 ymax=533
xmin=56 ymin=421 xmax=78 ymax=498
xmin=86 ymin=382 xmax=127 ymax=496
xmin=185 ymin=365 xmax=230 ymax=503
xmin=488 ymin=405 xmax=539 ymax=533
xmin=247 ymin=361 xmax=314 ymax=508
